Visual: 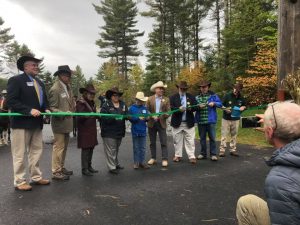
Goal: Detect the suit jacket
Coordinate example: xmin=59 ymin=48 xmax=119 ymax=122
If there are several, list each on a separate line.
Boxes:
xmin=49 ymin=79 xmax=75 ymax=134
xmin=7 ymin=73 xmax=48 ymax=130
xmin=169 ymin=93 xmax=197 ymax=128
xmin=146 ymin=95 xmax=170 ymax=129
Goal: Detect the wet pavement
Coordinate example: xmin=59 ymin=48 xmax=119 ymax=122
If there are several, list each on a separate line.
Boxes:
xmin=0 ymin=125 xmax=273 ymax=225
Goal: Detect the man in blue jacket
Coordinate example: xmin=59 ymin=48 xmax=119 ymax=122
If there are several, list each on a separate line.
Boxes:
xmin=236 ymin=102 xmax=300 ymax=225
xmin=195 ymin=81 xmax=222 ymax=161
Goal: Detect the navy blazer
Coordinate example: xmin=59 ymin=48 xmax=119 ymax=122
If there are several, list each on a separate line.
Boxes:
xmin=7 ymin=73 xmax=49 ymax=129
xmin=169 ymin=93 xmax=197 ymax=128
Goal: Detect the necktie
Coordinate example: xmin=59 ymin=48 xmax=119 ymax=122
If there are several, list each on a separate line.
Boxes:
xmin=33 ymin=79 xmax=41 ymax=104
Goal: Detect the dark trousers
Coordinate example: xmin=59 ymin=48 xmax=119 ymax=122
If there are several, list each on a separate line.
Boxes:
xmin=148 ymin=122 xmax=168 ymax=160
xmin=81 ymin=148 xmax=94 ymax=170
xmin=198 ymin=124 xmax=217 ymax=156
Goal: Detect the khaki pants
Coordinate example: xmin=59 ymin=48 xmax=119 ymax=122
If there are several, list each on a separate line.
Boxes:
xmin=172 ymin=123 xmax=196 ymax=159
xmin=220 ymin=119 xmax=239 ymax=153
xmin=11 ymin=128 xmax=43 ymax=186
xmin=52 ymin=133 xmax=70 ymax=173
xmin=236 ymin=194 xmax=271 ymax=225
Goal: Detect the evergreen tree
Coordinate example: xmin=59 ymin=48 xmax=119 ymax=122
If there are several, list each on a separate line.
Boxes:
xmin=93 ymin=0 xmax=144 ymax=80
xmin=72 ymin=65 xmax=86 ymax=96
xmin=0 ymin=17 xmax=14 ymax=54
xmin=39 ymin=71 xmax=54 ymax=95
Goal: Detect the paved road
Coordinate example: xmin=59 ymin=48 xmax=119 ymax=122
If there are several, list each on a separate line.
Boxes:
xmin=0 ymin=125 xmax=273 ymax=225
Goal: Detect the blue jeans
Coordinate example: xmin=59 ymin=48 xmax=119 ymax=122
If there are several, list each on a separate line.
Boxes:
xmin=198 ymin=124 xmax=217 ymax=157
xmin=132 ymin=136 xmax=147 ymax=163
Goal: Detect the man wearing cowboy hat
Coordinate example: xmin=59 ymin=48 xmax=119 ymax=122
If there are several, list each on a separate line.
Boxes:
xmin=146 ymin=81 xmax=170 ymax=167
xmin=7 ymin=54 xmax=50 ymax=191
xmin=219 ymin=83 xmax=247 ymax=157
xmin=170 ymin=81 xmax=198 ymax=164
xmin=129 ymin=92 xmax=150 ymax=169
xmin=49 ymin=65 xmax=75 ymax=180
xmin=195 ymin=80 xmax=222 ymax=161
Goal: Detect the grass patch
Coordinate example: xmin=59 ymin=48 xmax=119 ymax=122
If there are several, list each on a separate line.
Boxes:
xmin=196 ymin=109 xmax=271 ymax=148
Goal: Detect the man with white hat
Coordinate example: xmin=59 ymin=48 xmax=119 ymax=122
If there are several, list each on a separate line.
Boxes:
xmin=146 ymin=81 xmax=170 ymax=167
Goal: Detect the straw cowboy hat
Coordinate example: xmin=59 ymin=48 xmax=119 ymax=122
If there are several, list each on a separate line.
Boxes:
xmin=105 ymin=87 xmax=123 ymax=99
xmin=79 ymin=84 xmax=97 ymax=94
xmin=135 ymin=92 xmax=148 ymax=102
xmin=53 ymin=65 xmax=73 ymax=77
xmin=17 ymin=54 xmax=42 ymax=71
xmin=150 ymin=81 xmax=167 ymax=92
xmin=1 ymin=90 xmax=7 ymax=94
xmin=176 ymin=81 xmax=189 ymax=89
xmin=198 ymin=80 xmax=211 ymax=87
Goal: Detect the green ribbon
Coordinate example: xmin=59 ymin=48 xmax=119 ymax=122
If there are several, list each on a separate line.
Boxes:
xmin=0 ymin=104 xmax=268 ymax=119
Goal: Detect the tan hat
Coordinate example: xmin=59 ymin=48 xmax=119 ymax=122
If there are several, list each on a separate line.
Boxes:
xmin=135 ymin=92 xmax=148 ymax=102
xmin=1 ymin=90 xmax=7 ymax=94
xmin=150 ymin=81 xmax=167 ymax=92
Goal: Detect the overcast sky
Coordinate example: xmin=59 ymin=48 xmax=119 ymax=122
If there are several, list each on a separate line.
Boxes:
xmin=0 ymin=0 xmax=216 ymax=78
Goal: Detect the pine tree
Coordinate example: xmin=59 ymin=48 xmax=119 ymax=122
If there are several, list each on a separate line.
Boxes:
xmin=39 ymin=71 xmax=54 ymax=95
xmin=93 ymin=0 xmax=144 ymax=80
xmin=72 ymin=65 xmax=86 ymax=96
xmin=0 ymin=17 xmax=14 ymax=54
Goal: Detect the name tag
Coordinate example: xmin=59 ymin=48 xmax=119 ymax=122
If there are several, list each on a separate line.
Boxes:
xmin=61 ymin=93 xmax=67 ymax=98
xmin=26 ymin=82 xmax=34 ymax=86
xmin=142 ymin=110 xmax=146 ymax=114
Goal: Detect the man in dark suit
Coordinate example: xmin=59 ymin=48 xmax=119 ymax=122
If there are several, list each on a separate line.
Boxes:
xmin=7 ymin=54 xmax=50 ymax=191
xmin=169 ymin=81 xmax=198 ymax=164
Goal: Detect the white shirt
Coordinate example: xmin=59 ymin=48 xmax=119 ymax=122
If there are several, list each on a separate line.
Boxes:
xmin=59 ymin=80 xmax=70 ymax=98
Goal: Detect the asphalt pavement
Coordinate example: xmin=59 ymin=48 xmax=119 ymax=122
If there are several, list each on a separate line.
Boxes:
xmin=0 ymin=125 xmax=273 ymax=225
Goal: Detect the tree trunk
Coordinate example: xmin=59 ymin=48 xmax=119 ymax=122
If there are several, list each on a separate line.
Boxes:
xmin=278 ymin=0 xmax=300 ymax=89
xmin=215 ymin=0 xmax=221 ymax=68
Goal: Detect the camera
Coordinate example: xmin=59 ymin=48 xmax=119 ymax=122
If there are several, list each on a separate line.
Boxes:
xmin=241 ymin=116 xmax=260 ymax=128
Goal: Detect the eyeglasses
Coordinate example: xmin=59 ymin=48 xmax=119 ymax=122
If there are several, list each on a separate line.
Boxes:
xmin=269 ymin=102 xmax=278 ymax=131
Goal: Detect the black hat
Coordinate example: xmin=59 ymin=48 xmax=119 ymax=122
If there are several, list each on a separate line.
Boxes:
xmin=198 ymin=80 xmax=211 ymax=87
xmin=17 ymin=54 xmax=42 ymax=71
xmin=79 ymin=84 xmax=96 ymax=94
xmin=105 ymin=87 xmax=123 ymax=99
xmin=53 ymin=65 xmax=72 ymax=77
xmin=176 ymin=81 xmax=189 ymax=89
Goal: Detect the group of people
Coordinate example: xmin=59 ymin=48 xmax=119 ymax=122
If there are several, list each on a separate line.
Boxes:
xmin=3 ymin=53 xmax=300 ymax=225
xmin=5 ymin=54 xmax=248 ymax=191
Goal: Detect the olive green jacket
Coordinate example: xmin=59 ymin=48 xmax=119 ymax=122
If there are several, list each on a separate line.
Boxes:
xmin=49 ymin=80 xmax=75 ymax=133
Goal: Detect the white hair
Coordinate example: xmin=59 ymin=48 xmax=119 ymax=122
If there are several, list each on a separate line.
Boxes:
xmin=264 ymin=102 xmax=300 ymax=142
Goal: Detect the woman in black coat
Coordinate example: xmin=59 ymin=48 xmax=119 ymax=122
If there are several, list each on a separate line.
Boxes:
xmin=100 ymin=87 xmax=128 ymax=175
xmin=76 ymin=84 xmax=98 ymax=176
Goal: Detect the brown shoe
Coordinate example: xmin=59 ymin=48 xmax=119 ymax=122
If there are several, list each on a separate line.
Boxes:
xmin=230 ymin=151 xmax=239 ymax=157
xmin=15 ymin=183 xmax=32 ymax=191
xmin=189 ymin=158 xmax=197 ymax=164
xmin=30 ymin=179 xmax=50 ymax=185
xmin=173 ymin=156 xmax=182 ymax=162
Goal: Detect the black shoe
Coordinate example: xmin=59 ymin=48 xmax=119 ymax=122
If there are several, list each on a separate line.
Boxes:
xmin=62 ymin=168 xmax=73 ymax=176
xmin=52 ymin=172 xmax=70 ymax=181
xmin=88 ymin=167 xmax=98 ymax=173
xmin=109 ymin=169 xmax=119 ymax=175
xmin=116 ymin=165 xmax=124 ymax=170
xmin=230 ymin=152 xmax=239 ymax=157
xmin=82 ymin=169 xmax=93 ymax=176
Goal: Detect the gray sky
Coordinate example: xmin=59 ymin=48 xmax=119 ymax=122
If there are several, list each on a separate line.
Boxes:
xmin=0 ymin=0 xmax=216 ymax=78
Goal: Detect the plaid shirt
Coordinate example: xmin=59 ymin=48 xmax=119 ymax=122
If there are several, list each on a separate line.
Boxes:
xmin=195 ymin=93 xmax=210 ymax=124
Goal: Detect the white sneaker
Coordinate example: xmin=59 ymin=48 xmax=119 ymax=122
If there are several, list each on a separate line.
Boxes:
xmin=162 ymin=160 xmax=168 ymax=167
xmin=147 ymin=158 xmax=157 ymax=165
xmin=197 ymin=154 xmax=207 ymax=160
xmin=211 ymin=156 xmax=218 ymax=161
